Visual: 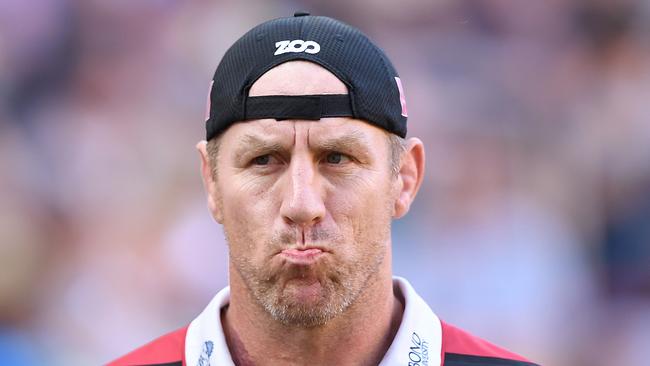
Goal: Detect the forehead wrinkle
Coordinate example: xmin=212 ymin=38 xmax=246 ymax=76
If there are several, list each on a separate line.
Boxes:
xmin=293 ymin=122 xmax=297 ymax=148
xmin=232 ymin=119 xmax=379 ymax=158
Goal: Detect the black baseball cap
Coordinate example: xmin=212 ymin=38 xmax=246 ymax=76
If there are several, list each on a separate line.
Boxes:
xmin=205 ymin=12 xmax=408 ymax=140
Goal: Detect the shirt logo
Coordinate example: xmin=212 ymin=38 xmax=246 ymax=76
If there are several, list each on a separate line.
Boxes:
xmin=408 ymin=332 xmax=429 ymax=366
xmin=197 ymin=340 xmax=214 ymax=366
xmin=274 ymin=40 xmax=321 ymax=55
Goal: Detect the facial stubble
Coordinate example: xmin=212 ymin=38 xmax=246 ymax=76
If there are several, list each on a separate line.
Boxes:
xmin=224 ymin=207 xmax=392 ymax=328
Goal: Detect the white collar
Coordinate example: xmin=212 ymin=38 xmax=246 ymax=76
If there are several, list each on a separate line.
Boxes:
xmin=378 ymin=277 xmax=442 ymax=366
xmin=185 ymin=277 xmax=442 ymax=366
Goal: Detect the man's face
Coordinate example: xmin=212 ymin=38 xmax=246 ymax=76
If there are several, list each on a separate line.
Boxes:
xmin=209 ymin=62 xmax=400 ymax=327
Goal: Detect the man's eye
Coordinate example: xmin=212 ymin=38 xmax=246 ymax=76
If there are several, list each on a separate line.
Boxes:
xmin=252 ymin=155 xmax=271 ymax=165
xmin=325 ymin=152 xmax=349 ymax=164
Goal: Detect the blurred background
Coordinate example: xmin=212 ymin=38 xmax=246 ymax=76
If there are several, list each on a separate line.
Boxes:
xmin=1 ymin=0 xmax=649 ymax=364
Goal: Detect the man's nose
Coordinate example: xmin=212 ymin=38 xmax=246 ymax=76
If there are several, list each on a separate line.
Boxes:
xmin=279 ymin=156 xmax=326 ymax=227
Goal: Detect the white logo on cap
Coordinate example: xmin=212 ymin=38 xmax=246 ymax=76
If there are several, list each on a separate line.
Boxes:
xmin=274 ymin=40 xmax=320 ymax=55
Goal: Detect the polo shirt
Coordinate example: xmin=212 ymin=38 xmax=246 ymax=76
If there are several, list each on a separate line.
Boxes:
xmin=108 ymin=277 xmax=538 ymax=366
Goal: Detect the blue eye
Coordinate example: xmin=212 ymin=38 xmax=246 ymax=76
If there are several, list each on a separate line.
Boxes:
xmin=253 ymin=155 xmax=271 ymax=165
xmin=326 ymin=153 xmax=346 ymax=164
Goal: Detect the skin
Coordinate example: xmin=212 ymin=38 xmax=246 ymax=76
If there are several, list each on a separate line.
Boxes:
xmin=197 ymin=61 xmax=425 ymax=366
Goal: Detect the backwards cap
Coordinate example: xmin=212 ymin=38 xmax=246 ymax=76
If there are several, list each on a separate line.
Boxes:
xmin=205 ymin=12 xmax=408 ymax=140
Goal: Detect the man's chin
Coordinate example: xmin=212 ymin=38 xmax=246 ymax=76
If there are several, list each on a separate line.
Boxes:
xmin=281 ymin=277 xmax=327 ymax=305
xmin=260 ymin=277 xmax=348 ymax=327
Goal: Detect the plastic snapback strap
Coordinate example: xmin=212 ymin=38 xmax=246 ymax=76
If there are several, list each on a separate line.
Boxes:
xmin=244 ymin=94 xmax=353 ymax=120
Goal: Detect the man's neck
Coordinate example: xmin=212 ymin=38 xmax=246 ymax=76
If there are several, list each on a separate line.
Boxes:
xmin=222 ymin=270 xmax=403 ymax=366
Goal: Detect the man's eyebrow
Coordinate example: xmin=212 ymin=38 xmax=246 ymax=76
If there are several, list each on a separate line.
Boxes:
xmin=317 ymin=131 xmax=372 ymax=153
xmin=234 ymin=134 xmax=285 ymax=157
xmin=233 ymin=130 xmax=372 ymax=158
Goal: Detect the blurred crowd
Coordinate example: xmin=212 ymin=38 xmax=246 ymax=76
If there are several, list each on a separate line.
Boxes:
xmin=1 ymin=0 xmax=649 ymax=365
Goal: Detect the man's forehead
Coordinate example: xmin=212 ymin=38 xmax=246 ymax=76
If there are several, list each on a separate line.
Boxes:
xmin=230 ymin=118 xmax=380 ymax=143
xmin=249 ymin=61 xmax=348 ymax=97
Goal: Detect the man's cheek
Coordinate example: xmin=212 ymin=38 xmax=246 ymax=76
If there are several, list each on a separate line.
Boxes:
xmin=224 ymin=200 xmax=272 ymax=255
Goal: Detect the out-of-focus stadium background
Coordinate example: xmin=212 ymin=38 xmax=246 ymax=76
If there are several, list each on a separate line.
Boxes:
xmin=1 ymin=0 xmax=649 ymax=364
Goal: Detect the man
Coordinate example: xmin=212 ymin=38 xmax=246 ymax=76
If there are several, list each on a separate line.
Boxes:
xmin=109 ymin=13 xmax=538 ymax=366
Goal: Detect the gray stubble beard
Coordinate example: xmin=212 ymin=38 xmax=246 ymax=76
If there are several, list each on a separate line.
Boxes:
xmin=227 ymin=228 xmax=387 ymax=328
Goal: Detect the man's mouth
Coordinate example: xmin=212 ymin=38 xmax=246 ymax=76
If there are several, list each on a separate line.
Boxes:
xmin=279 ymin=247 xmax=324 ymax=265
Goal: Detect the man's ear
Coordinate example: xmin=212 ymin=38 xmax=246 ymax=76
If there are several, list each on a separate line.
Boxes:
xmin=196 ymin=141 xmax=223 ymax=223
xmin=393 ymin=138 xmax=425 ymax=219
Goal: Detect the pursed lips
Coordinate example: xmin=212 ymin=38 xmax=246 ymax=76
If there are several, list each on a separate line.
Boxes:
xmin=278 ymin=246 xmax=328 ymax=265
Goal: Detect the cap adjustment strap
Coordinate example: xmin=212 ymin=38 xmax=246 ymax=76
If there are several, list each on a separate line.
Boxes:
xmin=244 ymin=94 xmax=353 ymax=121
